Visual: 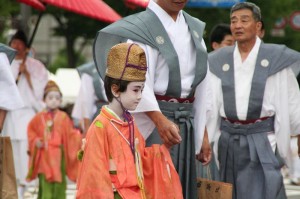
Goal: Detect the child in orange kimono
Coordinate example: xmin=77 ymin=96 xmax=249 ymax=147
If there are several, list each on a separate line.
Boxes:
xmin=26 ymin=80 xmax=82 ymax=199
xmin=76 ymin=43 xmax=183 ymax=199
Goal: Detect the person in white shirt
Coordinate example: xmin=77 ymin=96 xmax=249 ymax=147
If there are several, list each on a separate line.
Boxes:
xmin=207 ymin=2 xmax=300 ymax=199
xmin=71 ymin=62 xmax=107 ymax=135
xmin=2 ymin=30 xmax=48 ymax=199
xmin=0 ymin=44 xmax=23 ymax=132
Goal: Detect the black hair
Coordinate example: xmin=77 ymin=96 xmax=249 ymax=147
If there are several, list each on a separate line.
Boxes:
xmin=231 ymin=2 xmax=261 ymax=22
xmin=209 ymin=23 xmax=232 ymax=48
xmin=104 ymin=76 xmax=130 ymax=102
xmin=260 ymin=19 xmax=265 ymax=30
xmin=9 ymin=30 xmax=29 ymax=48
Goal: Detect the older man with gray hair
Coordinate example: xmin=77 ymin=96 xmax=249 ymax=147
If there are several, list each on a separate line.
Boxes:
xmin=207 ymin=2 xmax=300 ymax=199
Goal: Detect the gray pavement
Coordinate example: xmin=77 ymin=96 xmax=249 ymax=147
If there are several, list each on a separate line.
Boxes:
xmin=23 ymin=178 xmax=300 ymax=199
xmin=284 ymin=178 xmax=300 ymax=199
xmin=24 ymin=182 xmax=76 ymax=199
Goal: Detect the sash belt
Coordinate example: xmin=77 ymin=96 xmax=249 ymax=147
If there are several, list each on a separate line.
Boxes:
xmin=222 ymin=116 xmax=271 ymax=125
xmin=219 ymin=116 xmax=284 ymax=199
xmin=220 ymin=116 xmax=274 ymax=136
xmin=155 ymin=94 xmax=195 ymax=103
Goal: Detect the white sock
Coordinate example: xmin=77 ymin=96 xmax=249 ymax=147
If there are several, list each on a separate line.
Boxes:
xmin=17 ymin=186 xmax=25 ymax=199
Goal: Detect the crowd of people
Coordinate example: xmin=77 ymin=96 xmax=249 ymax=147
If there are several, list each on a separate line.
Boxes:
xmin=1 ymin=1 xmax=300 ymax=199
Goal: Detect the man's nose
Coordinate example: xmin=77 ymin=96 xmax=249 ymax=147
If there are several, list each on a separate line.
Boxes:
xmin=234 ymin=21 xmax=243 ymax=28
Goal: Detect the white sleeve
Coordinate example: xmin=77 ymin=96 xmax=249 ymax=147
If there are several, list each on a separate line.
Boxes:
xmin=193 ymin=65 xmax=209 ymax=153
xmin=192 ymin=39 xmax=210 ymax=153
xmin=0 ymin=53 xmax=24 ymax=110
xmin=205 ymin=69 xmax=222 ymax=165
xmin=270 ymin=67 xmax=300 ymax=162
xmin=20 ymin=57 xmax=48 ymax=112
xmin=27 ymin=58 xmax=49 ymax=101
xmin=286 ymin=68 xmax=300 ymax=135
xmin=127 ymin=40 xmax=160 ymax=139
xmin=72 ymin=73 xmax=97 ymax=120
xmin=128 ymin=40 xmax=161 ymax=113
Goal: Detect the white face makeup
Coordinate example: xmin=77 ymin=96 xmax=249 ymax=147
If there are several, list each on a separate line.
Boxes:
xmin=118 ymin=82 xmax=145 ymax=111
xmin=44 ymin=91 xmax=62 ymax=110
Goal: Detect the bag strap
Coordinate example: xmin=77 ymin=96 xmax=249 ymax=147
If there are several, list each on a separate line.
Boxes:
xmin=0 ymin=109 xmax=7 ymax=135
xmin=205 ymin=165 xmax=212 ymax=180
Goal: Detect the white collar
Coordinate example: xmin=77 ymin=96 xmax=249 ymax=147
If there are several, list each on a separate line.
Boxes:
xmin=148 ymin=0 xmax=183 ymax=25
xmin=234 ymin=36 xmax=262 ymax=63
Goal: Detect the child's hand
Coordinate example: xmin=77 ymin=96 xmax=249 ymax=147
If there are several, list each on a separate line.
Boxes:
xmin=77 ymin=138 xmax=87 ymax=161
xmin=36 ymin=139 xmax=43 ymax=148
xmin=81 ymin=138 xmax=87 ymax=151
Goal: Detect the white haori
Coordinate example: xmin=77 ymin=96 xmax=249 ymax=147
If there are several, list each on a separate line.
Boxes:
xmin=207 ymin=38 xmax=300 ymax=166
xmin=0 ymin=53 xmax=23 ymax=111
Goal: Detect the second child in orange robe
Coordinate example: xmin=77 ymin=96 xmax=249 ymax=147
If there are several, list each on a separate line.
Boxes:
xmin=27 ymin=80 xmax=82 ymax=199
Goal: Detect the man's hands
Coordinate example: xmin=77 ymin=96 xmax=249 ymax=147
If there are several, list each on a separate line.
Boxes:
xmin=18 ymin=62 xmax=33 ymax=89
xmin=19 ymin=63 xmax=30 ymax=79
xmin=19 ymin=62 xmax=27 ymax=73
xmin=196 ymin=128 xmax=211 ymax=165
xmin=146 ymin=111 xmax=182 ymax=148
xmin=146 ymin=111 xmax=212 ymax=165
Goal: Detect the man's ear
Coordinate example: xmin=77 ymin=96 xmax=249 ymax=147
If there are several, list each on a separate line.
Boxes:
xmin=256 ymin=21 xmax=262 ymax=32
xmin=212 ymin=42 xmax=220 ymax=51
xmin=111 ymin=84 xmax=120 ymax=97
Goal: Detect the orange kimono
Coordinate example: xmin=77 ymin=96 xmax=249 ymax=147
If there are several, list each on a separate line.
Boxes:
xmin=27 ymin=110 xmax=82 ymax=182
xmin=76 ymin=106 xmax=183 ymax=199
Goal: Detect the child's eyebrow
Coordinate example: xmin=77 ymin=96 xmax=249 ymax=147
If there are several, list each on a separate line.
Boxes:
xmin=132 ymin=85 xmax=144 ymax=89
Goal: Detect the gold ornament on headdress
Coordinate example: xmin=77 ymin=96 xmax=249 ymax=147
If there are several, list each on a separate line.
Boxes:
xmin=44 ymin=80 xmax=62 ymax=96
xmin=106 ymin=43 xmax=147 ymax=81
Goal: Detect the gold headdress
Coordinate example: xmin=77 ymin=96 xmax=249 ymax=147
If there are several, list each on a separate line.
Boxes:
xmin=106 ymin=43 xmax=147 ymax=81
xmin=44 ymin=80 xmax=62 ymax=97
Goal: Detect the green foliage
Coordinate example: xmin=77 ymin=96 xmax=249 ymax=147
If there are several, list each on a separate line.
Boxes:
xmin=0 ymin=0 xmax=19 ymax=43
xmin=186 ymin=7 xmax=231 ymax=51
xmin=48 ymin=48 xmax=86 ymax=73
xmin=0 ymin=0 xmax=19 ymax=16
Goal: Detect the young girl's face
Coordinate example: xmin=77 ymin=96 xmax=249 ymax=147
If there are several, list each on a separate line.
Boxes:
xmin=119 ymin=81 xmax=144 ymax=111
xmin=44 ymin=91 xmax=62 ymax=110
